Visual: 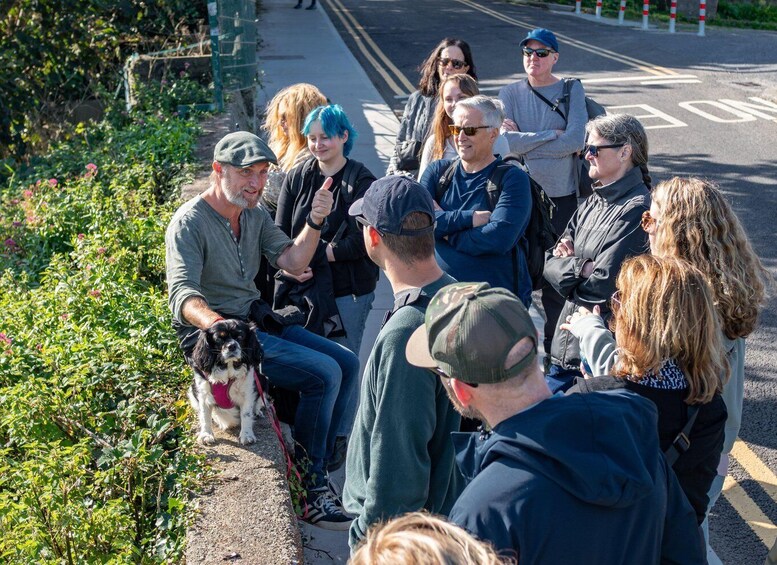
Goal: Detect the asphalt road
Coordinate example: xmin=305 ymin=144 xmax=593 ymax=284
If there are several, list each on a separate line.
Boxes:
xmin=322 ymin=0 xmax=777 ymax=562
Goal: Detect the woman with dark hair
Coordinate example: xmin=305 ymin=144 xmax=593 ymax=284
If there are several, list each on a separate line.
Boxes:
xmin=564 ymin=254 xmax=728 ymax=526
xmin=387 ymin=38 xmax=477 ymax=179
xmin=645 ymin=176 xmax=770 ymax=564
xmin=418 ymin=73 xmax=509 ymax=178
xmin=543 ymin=113 xmax=651 ymax=393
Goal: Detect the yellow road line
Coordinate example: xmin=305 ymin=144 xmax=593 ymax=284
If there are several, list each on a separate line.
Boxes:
xmin=452 ymin=0 xmax=678 ymax=77
xmin=722 ymin=474 xmax=776 ymax=547
xmin=731 ymin=440 xmax=777 ymax=504
xmin=324 ymin=0 xmax=413 ymax=96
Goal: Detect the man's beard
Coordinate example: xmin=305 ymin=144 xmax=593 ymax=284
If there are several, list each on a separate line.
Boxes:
xmin=223 ymin=183 xmax=259 ymax=209
xmin=442 ymin=380 xmax=486 ymax=422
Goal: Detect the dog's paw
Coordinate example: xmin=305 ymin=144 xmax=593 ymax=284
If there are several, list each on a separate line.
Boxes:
xmin=239 ymin=429 xmax=257 ymax=445
xmin=197 ymin=432 xmax=216 ymax=445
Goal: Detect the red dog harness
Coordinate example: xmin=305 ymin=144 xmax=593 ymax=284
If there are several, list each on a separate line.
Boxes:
xmin=211 ymin=381 xmax=235 ymax=409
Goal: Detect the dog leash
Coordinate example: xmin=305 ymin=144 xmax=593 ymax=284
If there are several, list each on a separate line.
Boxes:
xmin=252 ymin=369 xmax=309 ymax=518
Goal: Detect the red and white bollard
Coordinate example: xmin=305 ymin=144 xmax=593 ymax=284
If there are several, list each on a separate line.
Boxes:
xmin=669 ymin=0 xmax=677 ymax=32
xmin=576 ymin=0 xmax=582 ymax=14
xmin=596 ymin=0 xmax=603 ymax=18
xmin=619 ymin=0 xmax=627 ymax=24
xmin=699 ymin=0 xmax=706 ymax=35
xmin=642 ymin=0 xmax=650 ymax=29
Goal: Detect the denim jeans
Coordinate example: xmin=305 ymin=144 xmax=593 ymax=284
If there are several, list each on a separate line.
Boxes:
xmin=258 ymin=324 xmax=360 ymax=488
xmin=545 ymin=363 xmax=582 ymax=393
xmin=332 ymin=291 xmax=374 ymax=437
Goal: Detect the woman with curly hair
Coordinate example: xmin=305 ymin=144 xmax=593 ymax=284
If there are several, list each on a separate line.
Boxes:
xmin=351 ymin=512 xmax=513 ymax=565
xmin=643 ymin=177 xmax=769 ymax=563
xmin=261 ymin=83 xmax=327 ymax=214
xmin=564 ymin=254 xmax=728 ymax=525
xmin=387 ymin=38 xmax=477 ymax=179
xmin=417 ymin=74 xmax=510 ymax=178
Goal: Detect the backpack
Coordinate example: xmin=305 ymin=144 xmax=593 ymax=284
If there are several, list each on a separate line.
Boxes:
xmin=435 ymin=158 xmax=558 ymax=292
xmin=527 ymin=78 xmax=606 ymax=197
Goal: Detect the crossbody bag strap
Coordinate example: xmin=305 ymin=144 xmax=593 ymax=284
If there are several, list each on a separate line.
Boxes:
xmin=527 ymin=78 xmax=567 ymax=123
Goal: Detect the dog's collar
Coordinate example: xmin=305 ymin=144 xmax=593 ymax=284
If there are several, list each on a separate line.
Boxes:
xmin=212 ymin=381 xmax=235 ymax=409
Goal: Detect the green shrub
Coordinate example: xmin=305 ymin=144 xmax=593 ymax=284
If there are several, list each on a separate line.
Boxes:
xmin=0 ymin=111 xmax=206 ymax=562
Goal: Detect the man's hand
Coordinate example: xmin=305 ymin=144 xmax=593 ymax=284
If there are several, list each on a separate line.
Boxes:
xmin=553 ymin=238 xmax=575 ymax=257
xmin=280 ymin=267 xmax=314 ymax=283
xmin=433 ymin=200 xmax=443 ymax=212
xmin=501 ymin=118 xmax=519 ymax=133
xmin=472 ymin=210 xmax=491 ymax=228
xmin=309 ymin=177 xmax=334 ymax=225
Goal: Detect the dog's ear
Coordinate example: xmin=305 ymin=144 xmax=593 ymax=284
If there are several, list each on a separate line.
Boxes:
xmin=247 ymin=323 xmax=264 ymax=367
xmin=192 ymin=329 xmax=216 ymax=373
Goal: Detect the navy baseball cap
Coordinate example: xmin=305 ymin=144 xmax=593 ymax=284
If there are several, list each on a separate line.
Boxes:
xmin=520 ymin=28 xmax=559 ymax=52
xmin=348 ymin=175 xmax=435 ymax=236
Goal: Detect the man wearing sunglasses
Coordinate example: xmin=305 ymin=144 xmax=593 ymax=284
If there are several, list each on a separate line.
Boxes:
xmin=499 ymin=28 xmax=588 ymax=368
xmin=406 ymin=282 xmax=705 ymax=564
xmin=418 ymin=95 xmax=533 ymax=307
xmin=342 ymin=176 xmax=463 ymax=551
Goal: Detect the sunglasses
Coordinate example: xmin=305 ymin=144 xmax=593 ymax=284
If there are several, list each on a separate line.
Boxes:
xmin=641 ymin=210 xmax=659 ymax=232
xmin=438 ymin=57 xmax=467 ymax=70
xmin=522 ymin=46 xmax=555 ymax=58
xmin=355 ymin=215 xmax=384 ymax=236
xmin=610 ymin=290 xmax=621 ymax=311
xmin=584 ymin=143 xmax=624 ymax=157
xmin=428 ymin=366 xmax=479 ymax=387
xmin=448 ymin=124 xmax=491 ymax=136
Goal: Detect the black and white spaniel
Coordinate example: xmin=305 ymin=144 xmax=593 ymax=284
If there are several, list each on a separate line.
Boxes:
xmin=188 ymin=319 xmax=265 ymax=446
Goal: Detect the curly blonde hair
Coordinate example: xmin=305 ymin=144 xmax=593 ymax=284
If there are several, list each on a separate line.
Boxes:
xmin=651 ymin=177 xmax=769 ymax=339
xmin=428 ymin=74 xmax=480 ymax=162
xmin=262 ymin=83 xmax=327 ymax=171
xmin=350 ymin=512 xmax=513 ymax=565
xmin=613 ymin=255 xmax=728 ymax=404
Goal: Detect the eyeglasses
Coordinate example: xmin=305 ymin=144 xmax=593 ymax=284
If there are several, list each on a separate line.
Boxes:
xmin=522 ymin=47 xmax=555 ymax=58
xmin=428 ymin=366 xmax=478 ymax=387
xmin=584 ymin=143 xmax=624 ymax=157
xmin=448 ymin=125 xmax=491 ymax=137
xmin=641 ymin=210 xmax=660 ymax=232
xmin=355 ymin=215 xmax=383 ymax=236
xmin=610 ymin=290 xmax=621 ymax=311
xmin=438 ymin=57 xmax=467 ymax=70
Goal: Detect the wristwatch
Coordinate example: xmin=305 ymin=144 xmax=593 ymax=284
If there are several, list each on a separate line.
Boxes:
xmin=306 ymin=213 xmax=325 ymax=231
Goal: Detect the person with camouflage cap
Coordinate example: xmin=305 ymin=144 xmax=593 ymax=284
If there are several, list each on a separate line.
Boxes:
xmin=406 ymin=282 xmax=704 ymax=563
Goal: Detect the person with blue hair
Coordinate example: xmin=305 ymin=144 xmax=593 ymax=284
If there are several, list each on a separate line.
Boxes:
xmin=276 ymin=104 xmax=378 ymax=471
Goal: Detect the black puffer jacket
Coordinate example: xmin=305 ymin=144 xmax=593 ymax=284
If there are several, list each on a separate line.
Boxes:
xmin=387 ymin=90 xmax=437 ymax=178
xmin=544 ymin=166 xmax=650 ymax=369
xmin=276 ymin=157 xmax=379 ymax=298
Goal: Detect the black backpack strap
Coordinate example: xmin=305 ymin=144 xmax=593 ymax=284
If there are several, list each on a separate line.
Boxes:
xmin=527 ymin=78 xmax=567 ymax=123
xmin=485 ymin=159 xmax=522 ymax=296
xmin=381 ymin=288 xmax=432 ymax=328
xmin=435 ymin=159 xmax=460 ymax=203
xmin=664 ymin=405 xmax=701 ymax=466
xmin=331 ymin=159 xmax=360 ymax=247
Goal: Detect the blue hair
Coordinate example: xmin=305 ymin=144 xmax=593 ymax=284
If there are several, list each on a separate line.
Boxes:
xmin=302 ymin=104 xmax=357 ymax=157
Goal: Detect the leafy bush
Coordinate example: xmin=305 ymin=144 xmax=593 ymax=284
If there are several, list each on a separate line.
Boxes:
xmin=0 ymin=111 xmax=206 ymax=562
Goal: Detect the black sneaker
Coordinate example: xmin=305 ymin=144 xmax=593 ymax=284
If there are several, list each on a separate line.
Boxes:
xmin=327 ymin=436 xmax=348 ymax=473
xmin=303 ymin=488 xmax=352 ymax=531
xmin=327 ymin=476 xmax=343 ymax=508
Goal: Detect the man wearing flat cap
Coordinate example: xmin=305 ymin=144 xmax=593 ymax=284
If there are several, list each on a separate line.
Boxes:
xmin=500 ymin=28 xmax=588 ymax=368
xmin=406 ymin=282 xmax=705 ymax=563
xmin=166 ymin=131 xmax=358 ymax=530
xmin=342 ymin=176 xmax=463 ymax=551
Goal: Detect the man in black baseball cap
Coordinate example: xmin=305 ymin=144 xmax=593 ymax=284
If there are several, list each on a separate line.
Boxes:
xmin=406 ymin=282 xmax=704 ymax=564
xmin=166 ymin=130 xmax=359 ymax=530
xmin=342 ymin=176 xmax=463 ymax=550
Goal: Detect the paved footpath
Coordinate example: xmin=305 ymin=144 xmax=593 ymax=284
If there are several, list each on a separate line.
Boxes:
xmin=256 ymin=0 xmax=544 ymax=560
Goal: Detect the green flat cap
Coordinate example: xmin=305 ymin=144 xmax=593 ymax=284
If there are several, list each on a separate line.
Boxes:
xmin=214 ymin=131 xmax=277 ymax=167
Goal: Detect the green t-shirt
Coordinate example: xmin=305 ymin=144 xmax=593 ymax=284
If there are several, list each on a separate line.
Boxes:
xmin=165 ymin=196 xmax=292 ymax=327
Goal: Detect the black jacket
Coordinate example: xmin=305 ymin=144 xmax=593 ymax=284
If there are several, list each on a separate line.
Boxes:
xmin=568 ymin=375 xmax=727 ymax=524
xmin=544 ymin=166 xmax=650 ymax=369
xmin=276 ymin=157 xmax=379 ymax=298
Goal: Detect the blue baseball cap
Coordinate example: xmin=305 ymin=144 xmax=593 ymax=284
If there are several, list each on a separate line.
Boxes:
xmin=520 ymin=28 xmax=559 ymax=52
xmin=348 ymin=175 xmax=435 ymax=236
